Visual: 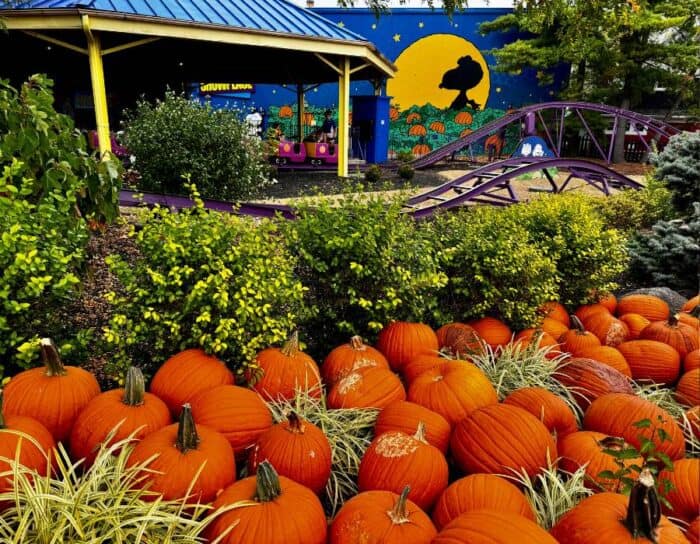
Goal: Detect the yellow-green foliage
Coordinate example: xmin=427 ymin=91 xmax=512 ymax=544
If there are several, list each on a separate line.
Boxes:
xmin=104 ymin=186 xmax=307 ymax=380
xmin=594 ymin=178 xmax=674 ymax=232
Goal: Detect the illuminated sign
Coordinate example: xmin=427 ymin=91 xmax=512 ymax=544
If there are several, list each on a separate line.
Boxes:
xmin=199 ymin=83 xmax=256 ymax=94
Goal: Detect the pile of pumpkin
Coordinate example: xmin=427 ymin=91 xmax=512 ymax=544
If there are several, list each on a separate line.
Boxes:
xmin=0 ymin=292 xmax=698 ymax=543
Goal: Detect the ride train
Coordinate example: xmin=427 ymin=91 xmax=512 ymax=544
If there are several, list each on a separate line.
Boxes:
xmin=273 ymin=140 xmax=338 ymax=166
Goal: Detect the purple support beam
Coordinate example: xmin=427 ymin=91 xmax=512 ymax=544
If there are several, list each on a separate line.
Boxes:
xmin=607 ymin=115 xmax=619 ymax=164
xmin=575 ymin=109 xmax=607 ymax=161
xmin=557 ymin=108 xmax=566 ymax=156
xmin=536 ymin=110 xmax=557 ymax=152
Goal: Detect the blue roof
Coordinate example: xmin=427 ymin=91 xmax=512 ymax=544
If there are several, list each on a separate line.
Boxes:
xmin=5 ymin=0 xmax=369 ymax=42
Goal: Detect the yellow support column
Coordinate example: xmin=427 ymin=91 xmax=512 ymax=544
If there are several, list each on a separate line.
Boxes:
xmin=337 ymin=57 xmax=350 ymax=178
xmin=296 ymin=83 xmax=305 ymax=141
xmin=82 ymin=15 xmax=112 ymax=156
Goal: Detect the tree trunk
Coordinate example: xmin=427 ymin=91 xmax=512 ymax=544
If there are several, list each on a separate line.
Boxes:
xmin=612 ymin=97 xmax=630 ymax=164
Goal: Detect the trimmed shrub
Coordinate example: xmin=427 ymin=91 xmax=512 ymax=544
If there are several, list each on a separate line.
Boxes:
xmin=397 ymin=164 xmax=415 ymax=181
xmin=651 ymin=131 xmax=700 ymax=216
xmin=123 ymin=91 xmax=271 ymax=201
xmin=594 ymin=178 xmax=674 ymax=232
xmin=364 ymin=164 xmax=382 ymax=183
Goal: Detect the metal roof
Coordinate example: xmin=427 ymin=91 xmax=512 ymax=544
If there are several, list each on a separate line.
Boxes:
xmin=4 ymin=0 xmax=369 ymax=42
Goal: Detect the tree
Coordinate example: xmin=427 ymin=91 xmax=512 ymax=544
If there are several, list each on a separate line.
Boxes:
xmin=480 ymin=1 xmax=700 ymax=162
xmin=338 ymin=0 xmax=467 ymax=17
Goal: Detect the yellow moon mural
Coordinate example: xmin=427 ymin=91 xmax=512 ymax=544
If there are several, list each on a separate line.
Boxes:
xmin=387 ymin=34 xmax=490 ymax=110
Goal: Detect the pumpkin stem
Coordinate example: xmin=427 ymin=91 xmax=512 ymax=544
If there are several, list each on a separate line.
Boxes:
xmin=349 ymin=335 xmax=366 ymax=351
xmin=668 ymin=314 xmax=680 ymax=327
xmin=413 ymin=422 xmax=428 ymax=444
xmin=122 ymin=367 xmax=146 ymax=407
xmin=387 ymin=486 xmax=411 ymax=524
xmin=281 ymin=331 xmax=300 ymax=357
xmin=40 ymin=338 xmax=67 ymax=377
xmin=175 ymin=404 xmax=200 ymax=453
xmin=255 ymin=460 xmax=282 ymax=502
xmin=570 ymin=315 xmax=586 ymax=334
xmin=0 ymin=390 xmax=5 ymax=429
xmin=285 ymin=411 xmax=305 ymax=434
xmin=624 ymin=468 xmax=661 ymax=543
xmin=597 ymin=436 xmax=627 ymax=452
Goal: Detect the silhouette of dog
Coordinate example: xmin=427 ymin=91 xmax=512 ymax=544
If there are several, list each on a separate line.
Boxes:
xmin=439 ymin=55 xmax=484 ymax=110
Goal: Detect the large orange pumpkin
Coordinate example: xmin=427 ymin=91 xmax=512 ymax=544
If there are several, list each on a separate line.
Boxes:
xmin=468 ymin=317 xmax=512 ymax=348
xmin=403 ymin=354 xmax=464 ymax=384
xmin=406 ymin=112 xmax=422 ymax=124
xmin=454 ymin=111 xmax=473 ymax=125
xmin=581 ymin=311 xmax=629 ymax=346
xmin=639 ymin=314 xmax=699 ymax=359
xmin=205 ymin=461 xmax=327 ymax=544
xmin=252 ymin=332 xmax=322 ymax=401
xmin=554 ymin=357 xmax=633 ymax=410
xmin=389 ymin=107 xmax=400 ymax=121
xmin=659 ymin=458 xmax=699 ymax=523
xmin=539 ymin=301 xmax=571 ymax=327
xmin=329 ymin=487 xmax=437 ymax=544
xmin=559 ymin=316 xmax=602 ymax=355
xmin=573 ymin=345 xmax=631 ymax=377
xmin=619 ymin=313 xmax=651 ymax=340
xmin=551 ymin=471 xmax=688 ymax=544
xmin=189 ymin=384 xmax=272 ymax=457
xmin=432 ymin=474 xmax=536 ymax=530
xmin=127 ymin=404 xmax=235 ymax=503
xmin=450 ymin=404 xmax=557 ymax=478
xmin=685 ymin=349 xmax=700 ymax=372
xmin=409 ymin=124 xmax=427 ymax=136
xmin=541 ymin=317 xmax=570 ymax=340
xmin=616 ymin=339 xmax=682 ymax=384
xmin=321 ymin=336 xmax=389 ymax=388
xmin=429 ymin=121 xmax=446 ymax=133
xmin=327 ymin=367 xmax=406 ymax=409
xmin=278 ymin=105 xmax=294 ymax=118
xmin=675 ymin=368 xmax=700 ymax=406
xmin=583 ymin=393 xmax=685 ymax=460
xmin=574 ymin=303 xmax=611 ymax=322
xmin=513 ymin=329 xmax=561 ymax=358
xmin=358 ymin=423 xmax=449 ymax=510
xmin=376 ymin=321 xmax=439 ymax=371
xmin=407 ymin=361 xmax=498 ymax=426
xmin=686 ymin=517 xmax=700 ymax=544
xmin=503 ymin=386 xmax=578 ymax=439
xmin=435 ymin=322 xmax=482 ymax=357
xmin=597 ymin=292 xmax=618 ymax=313
xmin=616 ymin=294 xmax=670 ymax=321
xmin=374 ymin=400 xmax=451 ymax=453
xmin=682 ymin=295 xmax=699 ymax=312
xmin=434 ymin=510 xmax=558 ymax=544
xmin=3 ymin=338 xmax=100 ymax=443
xmin=412 ymin=143 xmax=431 ymax=156
xmin=679 ymin=309 xmax=700 ymax=329
xmin=70 ymin=367 xmax=171 ymax=467
xmin=149 ymin=348 xmax=234 ymax=418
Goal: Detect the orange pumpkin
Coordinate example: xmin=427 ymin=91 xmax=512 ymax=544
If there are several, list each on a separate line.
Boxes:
xmin=450 ymin=404 xmax=557 ymax=478
xmin=468 ymin=317 xmax=513 ymax=348
xmin=412 ymin=143 xmax=431 ymax=156
xmin=513 ymin=329 xmax=561 ymax=358
xmin=429 ymin=121 xmax=445 ymax=133
xmin=374 ymin=400 xmax=451 ymax=453
xmin=436 ymin=322 xmax=482 ymax=357
xmin=574 ymin=345 xmax=632 ymax=377
xmin=454 ymin=111 xmax=473 ymax=125
xmin=574 ymin=303 xmax=610 ymax=322
xmin=189 ymin=384 xmax=272 ymax=458
xmin=376 ymin=321 xmax=439 ymax=372
xmin=389 ymin=107 xmax=400 ymax=121
xmin=205 ymin=461 xmax=327 ymax=544
xmin=616 ymin=339 xmax=681 ymax=384
xmin=682 ymin=295 xmax=699 ymax=312
xmin=503 ymin=386 xmax=578 ymax=439
xmin=321 ymin=336 xmax=389 ymax=388
xmin=327 ymin=367 xmax=406 ymax=409
xmin=408 ymin=124 xmax=427 ymax=136
xmin=616 ymin=294 xmax=670 ymax=321
xmin=407 ymin=362 xmax=498 ymax=426
xmin=551 ymin=471 xmax=688 ymax=544
xmin=686 ymin=517 xmax=700 ymax=544
xmin=659 ymin=458 xmax=699 ymax=523
xmin=558 ymin=431 xmax=641 ymax=492
xmin=559 ymin=316 xmax=602 ymax=355
xmin=675 ymin=368 xmax=700 ymax=406
xmin=278 ymin=105 xmax=294 ymax=118
xmin=678 ymin=309 xmax=699 ymax=329
xmin=639 ymin=314 xmax=699 ymax=359
xmin=583 ymin=393 xmax=685 ymax=460
xmin=432 ymin=474 xmax=536 ymax=530
xmin=540 ymin=301 xmax=571 ymax=327
xmin=358 ymin=423 xmax=449 ymax=510
xmin=248 ymin=412 xmax=331 ymax=495
xmin=406 ymin=112 xmax=422 ymax=124
xmin=554 ymin=357 xmax=633 ymax=410
xmin=619 ymin=313 xmax=651 ymax=340
xmin=685 ymin=349 xmax=700 ymax=372
xmin=329 ymin=487 xmax=437 ymax=544
xmin=70 ymin=367 xmax=171 ymax=467
xmin=127 ymin=404 xmax=236 ymax=503
xmin=581 ymin=311 xmax=629 ymax=346
xmin=403 ymin=354 xmax=463 ymax=384
xmin=434 ymin=510 xmax=558 ymax=544
xmin=3 ymin=338 xmax=100 ymax=443
xmin=687 ymin=406 xmax=700 ymax=441
xmin=597 ymin=292 xmax=618 ymax=313
xmin=459 ymin=128 xmax=473 ymax=138
xmin=252 ymin=332 xmax=322 ymax=401
xmin=150 ymin=348 xmax=234 ymax=418
xmin=541 ymin=317 xmax=571 ymax=340
xmin=302 ymin=112 xmax=315 ymax=125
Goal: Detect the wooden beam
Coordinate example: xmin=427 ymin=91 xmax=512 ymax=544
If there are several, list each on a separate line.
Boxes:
xmin=21 ymin=30 xmax=87 ymax=55
xmin=338 ymin=57 xmax=350 ymax=178
xmin=101 ymin=36 xmax=161 ymax=56
xmin=82 ymin=15 xmax=111 ymax=157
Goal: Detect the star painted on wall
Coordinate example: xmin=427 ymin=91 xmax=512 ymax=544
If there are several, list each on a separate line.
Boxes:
xmin=496 ymin=87 xmax=501 ymax=93
xmin=337 ymin=21 xmax=345 ymax=28
xmin=371 ymin=23 xmax=377 ymax=30
xmin=418 ymin=21 xmax=424 ymax=28
xmin=393 ymin=33 xmax=401 ymax=42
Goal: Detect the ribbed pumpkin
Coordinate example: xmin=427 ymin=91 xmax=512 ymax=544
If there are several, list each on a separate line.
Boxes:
xmin=376 ymin=321 xmax=439 ymax=371
xmin=468 ymin=317 xmax=512 ymax=348
xmin=432 ymin=474 xmax=536 ymax=530
xmin=659 ymin=458 xmax=699 ymax=523
xmin=389 ymin=107 xmax=400 ymax=121
xmin=205 ymin=461 xmax=327 ymax=544
xmin=675 ymin=368 xmax=700 ymax=406
xmin=407 ymin=361 xmax=498 ymax=426
xmin=429 ymin=121 xmax=446 ymax=133
xmin=358 ymin=423 xmax=449 ymax=510
xmin=189 ymin=384 xmax=272 ymax=457
xmin=374 ymin=400 xmax=451 ymax=453
xmin=685 ymin=349 xmax=700 ymax=372
xmin=329 ymin=487 xmax=437 ymax=544
xmin=597 ymin=292 xmax=618 ymax=313
xmin=434 ymin=510 xmax=558 ymax=544
xmin=616 ymin=339 xmax=682 ymax=384
xmin=639 ymin=314 xmax=699 ymax=359
xmin=278 ymin=105 xmax=293 ymax=118
xmin=248 ymin=412 xmax=331 ymax=494
xmin=540 ymin=301 xmax=570 ymax=327
xmin=559 ymin=316 xmax=602 ymax=355
xmin=574 ymin=345 xmax=632 ymax=377
xmin=408 ymin=124 xmax=427 ymax=136
xmin=454 ymin=111 xmax=473 ymax=125
xmin=686 ymin=517 xmax=700 ymax=544
xmin=127 ymin=404 xmax=235 ymax=502
xmin=687 ymin=406 xmax=700 ymax=441
xmin=3 ymin=338 xmax=100 ymax=443
xmin=679 ymin=309 xmax=700 ymax=329
xmin=459 ymin=128 xmax=473 ymax=138
xmin=403 ymin=354 xmax=472 ymax=384
xmin=436 ymin=322 xmax=482 ymax=357
xmin=513 ymin=329 xmax=561 ymax=358
xmin=70 ymin=367 xmax=171 ymax=466
xmin=551 ymin=471 xmax=688 ymax=544
xmin=554 ymin=357 xmax=633 ymax=410
xmin=683 ymin=295 xmax=699 ymax=312
xmin=327 ymin=367 xmax=406 ymax=409
xmin=412 ymin=143 xmax=431 ymax=156
xmin=558 ymin=431 xmax=641 ymax=492
xmin=581 ymin=311 xmax=629 ymax=346
xmin=503 ymin=387 xmax=578 ymax=439
xmin=583 ymin=393 xmax=685 ymax=460
xmin=541 ymin=317 xmax=570 ymax=340
xmin=574 ymin=303 xmax=610 ymax=322
xmin=252 ymin=332 xmax=322 ymax=401
xmin=406 ymin=112 xmax=422 ymax=123
xmin=150 ymin=348 xmax=234 ymax=417
xmin=321 ymin=336 xmax=389 ymax=387
xmin=617 ymin=294 xmax=670 ymax=321
xmin=0 ymin=390 xmax=56 ymax=494
xmin=450 ymin=404 xmax=557 ymax=478
xmin=619 ymin=313 xmax=652 ymax=340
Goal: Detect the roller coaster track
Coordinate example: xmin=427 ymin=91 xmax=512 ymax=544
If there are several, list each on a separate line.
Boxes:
xmin=409 ymin=101 xmax=681 ymax=170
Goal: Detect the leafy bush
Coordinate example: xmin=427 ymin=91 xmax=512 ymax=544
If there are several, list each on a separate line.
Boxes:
xmin=651 ymin=131 xmax=700 ymax=216
xmin=123 ymin=91 xmax=271 ymax=201
xmin=627 ymin=202 xmax=700 ymax=294
xmin=396 ymin=150 xmax=414 ymax=163
xmin=397 ymin=164 xmax=415 ymax=181
xmin=364 ymin=164 xmax=382 ymax=183
xmin=594 ymin=178 xmax=675 ymax=232
xmin=103 ymin=186 xmax=307 ymax=380
xmin=285 ymin=188 xmax=446 ymax=353
xmin=430 ymin=206 xmax=558 ymax=329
